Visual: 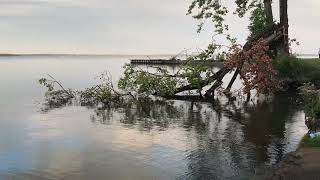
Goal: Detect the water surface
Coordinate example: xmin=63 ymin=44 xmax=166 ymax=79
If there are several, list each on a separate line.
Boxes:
xmin=0 ymin=55 xmax=307 ymax=179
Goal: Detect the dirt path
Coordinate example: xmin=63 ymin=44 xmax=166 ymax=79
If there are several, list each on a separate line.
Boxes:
xmin=268 ymin=147 xmax=320 ymax=180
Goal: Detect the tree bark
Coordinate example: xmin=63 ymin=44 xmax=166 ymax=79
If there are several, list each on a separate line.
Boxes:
xmin=279 ymin=0 xmax=289 ymax=55
xmin=204 ymin=80 xmax=222 ymax=98
xmin=225 ymin=68 xmax=240 ymax=92
xmin=264 ymin=0 xmax=274 ymax=26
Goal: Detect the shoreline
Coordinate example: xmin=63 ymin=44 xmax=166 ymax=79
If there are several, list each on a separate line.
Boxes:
xmin=265 ymin=135 xmax=320 ymax=180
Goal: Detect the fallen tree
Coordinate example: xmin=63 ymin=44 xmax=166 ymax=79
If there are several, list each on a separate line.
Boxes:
xmin=39 ymin=0 xmax=293 ymax=108
xmin=117 ymin=25 xmax=285 ymax=100
xmin=115 ymin=0 xmax=292 ymax=100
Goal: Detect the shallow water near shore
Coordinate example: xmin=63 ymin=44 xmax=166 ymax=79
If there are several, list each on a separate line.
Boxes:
xmin=0 ymin=55 xmax=308 ymax=179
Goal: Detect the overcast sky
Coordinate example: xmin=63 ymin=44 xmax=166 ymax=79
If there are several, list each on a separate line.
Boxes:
xmin=0 ymin=0 xmax=318 ymax=55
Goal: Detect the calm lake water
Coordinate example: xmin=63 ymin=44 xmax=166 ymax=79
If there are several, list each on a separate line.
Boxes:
xmin=0 ymin=55 xmax=308 ymax=180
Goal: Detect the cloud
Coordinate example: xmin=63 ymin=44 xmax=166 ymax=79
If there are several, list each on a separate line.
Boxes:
xmin=0 ymin=0 xmax=48 ymax=5
xmin=0 ymin=0 xmax=318 ymax=54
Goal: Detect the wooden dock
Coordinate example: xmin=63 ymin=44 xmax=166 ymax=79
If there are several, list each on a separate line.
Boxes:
xmin=131 ymin=59 xmax=182 ymax=65
xmin=130 ymin=59 xmax=224 ymax=67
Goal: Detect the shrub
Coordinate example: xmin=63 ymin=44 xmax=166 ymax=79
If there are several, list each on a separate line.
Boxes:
xmin=274 ymin=56 xmax=320 ymax=86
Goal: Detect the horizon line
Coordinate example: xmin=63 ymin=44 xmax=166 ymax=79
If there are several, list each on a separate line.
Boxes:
xmin=0 ymin=53 xmax=317 ymax=57
xmin=0 ymin=53 xmax=182 ymax=57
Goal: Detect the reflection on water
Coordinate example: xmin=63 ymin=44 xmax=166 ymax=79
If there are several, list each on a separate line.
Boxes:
xmin=0 ymin=56 xmax=307 ymax=180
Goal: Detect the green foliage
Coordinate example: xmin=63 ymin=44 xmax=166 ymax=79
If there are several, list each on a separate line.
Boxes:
xmin=273 ymin=56 xmax=300 ymax=78
xmin=118 ymin=64 xmax=178 ymax=97
xmin=187 ymin=0 xmax=229 ymax=33
xmin=81 ymin=86 xmax=113 ymax=105
xmin=188 ymin=0 xmax=260 ymax=33
xmin=300 ymin=84 xmax=320 ymax=119
xmin=39 ymin=73 xmax=125 ymax=109
xmin=39 ymin=78 xmax=54 ymax=91
xmin=80 ymin=72 xmax=118 ymax=105
xmin=38 ymin=78 xmax=74 ymax=108
xmin=235 ymin=0 xmax=260 ymax=17
xmin=181 ymin=63 xmax=208 ymax=89
xmin=216 ymin=53 xmax=225 ymax=62
xmin=248 ymin=4 xmax=268 ymax=37
xmin=180 ymin=44 xmax=225 ymax=88
xmin=44 ymin=90 xmax=73 ymax=108
xmin=302 ymin=135 xmax=320 ymax=147
xmin=274 ymin=57 xmax=320 ymax=86
xmin=118 ymin=51 xmax=219 ymax=97
xmin=180 ymin=52 xmax=217 ymax=90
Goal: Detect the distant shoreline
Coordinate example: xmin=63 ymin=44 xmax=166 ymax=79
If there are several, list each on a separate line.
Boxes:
xmin=0 ymin=54 xmax=179 ymax=57
xmin=0 ymin=53 xmax=317 ymax=58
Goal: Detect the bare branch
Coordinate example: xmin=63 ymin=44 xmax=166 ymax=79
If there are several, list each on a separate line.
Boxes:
xmin=46 ymin=74 xmax=74 ymax=97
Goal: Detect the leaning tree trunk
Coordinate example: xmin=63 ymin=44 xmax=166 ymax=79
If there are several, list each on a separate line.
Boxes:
xmin=279 ymin=0 xmax=289 ymax=55
xmin=224 ymin=1 xmax=276 ymax=94
xmin=164 ymin=1 xmax=289 ymax=99
xmin=206 ymin=0 xmax=289 ymax=97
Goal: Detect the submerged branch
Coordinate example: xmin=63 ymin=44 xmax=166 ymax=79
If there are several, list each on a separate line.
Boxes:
xmin=46 ymin=74 xmax=74 ymax=97
xmin=173 ymin=67 xmax=230 ymax=95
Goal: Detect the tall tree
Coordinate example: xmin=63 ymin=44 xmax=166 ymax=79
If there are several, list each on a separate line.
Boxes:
xmin=279 ymin=0 xmax=289 ymax=55
xmin=188 ymin=0 xmax=289 ymax=55
xmin=264 ymin=0 xmax=274 ymax=26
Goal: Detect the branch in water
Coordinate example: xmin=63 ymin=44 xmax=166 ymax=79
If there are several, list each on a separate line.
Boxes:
xmin=46 ymin=74 xmax=74 ymax=97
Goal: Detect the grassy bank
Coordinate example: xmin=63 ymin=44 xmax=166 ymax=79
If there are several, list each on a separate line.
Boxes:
xmin=301 ymin=135 xmax=320 ymax=148
xmin=274 ymin=57 xmax=320 ymax=86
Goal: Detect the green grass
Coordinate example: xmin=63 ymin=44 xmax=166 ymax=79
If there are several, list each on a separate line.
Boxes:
xmin=274 ymin=57 xmax=320 ymax=86
xmin=301 ymin=135 xmax=320 ymax=148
